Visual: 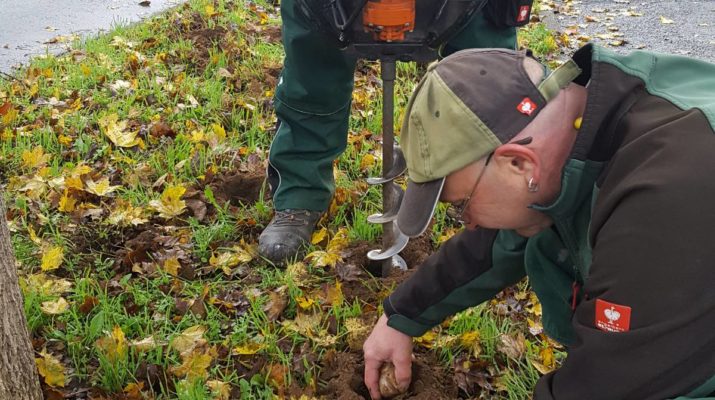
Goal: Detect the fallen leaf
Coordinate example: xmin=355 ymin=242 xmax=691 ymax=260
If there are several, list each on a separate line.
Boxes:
xmin=22 ymin=146 xmax=51 ymax=170
xmin=171 ymin=325 xmax=207 ymax=357
xmin=41 ymin=246 xmax=64 ymax=271
xmin=106 ymin=200 xmax=148 ymax=226
xmin=130 ymin=336 xmax=166 ymax=351
xmin=149 ymin=184 xmax=187 ymax=219
xmin=659 ymin=16 xmax=674 ymax=24
xmin=171 ymin=349 xmax=212 ymax=380
xmin=78 ymin=296 xmax=99 ymax=315
xmin=41 ymin=297 xmax=69 ymax=315
xmin=345 ymin=317 xmax=371 ymax=351
xmin=99 ymin=113 xmax=142 ymax=148
xmin=232 ymin=341 xmax=264 ymax=355
xmin=264 ymin=290 xmax=288 ymax=321
xmin=85 ymin=177 xmax=121 ymax=196
xmin=311 ymin=227 xmax=328 ymax=245
xmin=163 ymin=257 xmax=181 ymax=277
xmin=96 ymin=325 xmax=128 ymax=362
xmin=206 ymin=380 xmax=231 ymax=400
xmin=497 ymin=333 xmax=526 ymax=360
xmin=35 ymin=350 xmax=65 ymax=387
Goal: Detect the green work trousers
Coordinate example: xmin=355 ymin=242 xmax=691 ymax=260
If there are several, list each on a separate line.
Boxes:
xmin=268 ymin=0 xmax=517 ymax=211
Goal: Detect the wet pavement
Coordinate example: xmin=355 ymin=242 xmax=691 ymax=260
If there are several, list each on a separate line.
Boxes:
xmin=548 ymin=0 xmax=715 ymax=62
xmin=0 ymin=0 xmax=183 ymax=73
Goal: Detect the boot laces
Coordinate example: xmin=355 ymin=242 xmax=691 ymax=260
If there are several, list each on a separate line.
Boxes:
xmin=271 ymin=210 xmax=315 ymax=227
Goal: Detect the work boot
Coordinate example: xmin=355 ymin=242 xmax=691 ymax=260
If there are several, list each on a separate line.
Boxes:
xmin=259 ymin=209 xmax=323 ymax=264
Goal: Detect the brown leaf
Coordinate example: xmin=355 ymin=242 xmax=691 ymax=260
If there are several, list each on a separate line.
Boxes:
xmin=185 ymin=198 xmax=207 ymax=221
xmin=149 ymin=121 xmax=175 ymax=138
xmin=0 ymin=101 xmax=11 ymax=116
xmin=335 ymin=262 xmax=364 ymax=282
xmin=78 ymin=296 xmax=99 ymax=315
xmin=497 ymin=333 xmax=526 ymax=360
xmin=264 ymin=290 xmax=288 ymax=321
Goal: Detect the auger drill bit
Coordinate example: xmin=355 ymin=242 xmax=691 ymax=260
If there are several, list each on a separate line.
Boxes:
xmin=366 ymin=59 xmax=408 ymax=274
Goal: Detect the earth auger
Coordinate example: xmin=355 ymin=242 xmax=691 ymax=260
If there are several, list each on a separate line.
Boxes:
xmin=297 ymin=0 xmax=488 ymax=275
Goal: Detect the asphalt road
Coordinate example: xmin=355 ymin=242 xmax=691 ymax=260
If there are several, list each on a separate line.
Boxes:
xmin=547 ymin=0 xmax=715 ymax=62
xmin=0 ymin=0 xmax=183 ymax=73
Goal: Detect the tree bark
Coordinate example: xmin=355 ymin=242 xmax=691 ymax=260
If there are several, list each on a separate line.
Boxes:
xmin=0 ymin=196 xmax=43 ymax=399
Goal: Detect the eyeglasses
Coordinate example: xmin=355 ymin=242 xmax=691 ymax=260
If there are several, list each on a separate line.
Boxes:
xmin=447 ymin=152 xmax=494 ymax=225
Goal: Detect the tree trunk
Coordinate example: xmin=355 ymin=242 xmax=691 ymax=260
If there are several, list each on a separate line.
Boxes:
xmin=0 ymin=196 xmax=43 ymax=399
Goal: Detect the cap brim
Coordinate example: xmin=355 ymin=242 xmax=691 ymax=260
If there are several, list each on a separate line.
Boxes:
xmin=396 ymin=178 xmax=445 ymax=237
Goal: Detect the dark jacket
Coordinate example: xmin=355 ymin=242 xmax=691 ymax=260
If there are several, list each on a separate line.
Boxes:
xmin=384 ymin=44 xmax=715 ymax=399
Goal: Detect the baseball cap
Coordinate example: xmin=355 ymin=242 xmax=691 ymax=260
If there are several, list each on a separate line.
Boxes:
xmin=396 ymin=48 xmax=582 ymax=237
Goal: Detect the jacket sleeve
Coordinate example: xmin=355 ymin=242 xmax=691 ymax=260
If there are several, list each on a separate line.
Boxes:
xmin=534 ymin=134 xmax=715 ymax=399
xmin=384 ymin=228 xmax=527 ymax=337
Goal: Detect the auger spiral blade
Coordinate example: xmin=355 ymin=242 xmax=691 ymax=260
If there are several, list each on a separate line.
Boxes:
xmin=367 ymin=221 xmax=410 ymax=261
xmin=366 ymin=145 xmax=407 ymax=185
xmin=367 ymin=182 xmax=404 ymax=224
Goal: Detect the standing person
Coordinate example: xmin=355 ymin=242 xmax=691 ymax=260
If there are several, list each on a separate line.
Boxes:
xmin=258 ymin=0 xmax=519 ymax=263
xmin=362 ymin=45 xmax=715 ymax=399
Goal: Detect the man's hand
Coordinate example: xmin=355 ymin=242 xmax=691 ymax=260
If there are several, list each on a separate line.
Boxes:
xmin=363 ymin=314 xmax=413 ymax=399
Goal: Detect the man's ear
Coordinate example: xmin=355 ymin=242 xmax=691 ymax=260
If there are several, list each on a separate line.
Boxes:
xmin=493 ymin=144 xmax=541 ymax=183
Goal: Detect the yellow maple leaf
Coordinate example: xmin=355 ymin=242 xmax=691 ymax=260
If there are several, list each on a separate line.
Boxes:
xmin=41 ymin=297 xmax=69 ymax=315
xmin=311 ymin=227 xmax=328 ymax=245
xmin=99 ymin=113 xmax=142 ymax=148
xmin=325 ymin=281 xmax=343 ymax=306
xmin=209 ymin=242 xmax=255 ymax=274
xmin=206 ymin=380 xmax=231 ymax=400
xmin=327 ymin=227 xmax=350 ymax=253
xmin=171 ymin=349 xmax=213 ymax=380
xmin=295 ymin=296 xmax=315 ymax=310
xmin=171 ymin=325 xmax=207 ymax=357
xmin=106 ymin=200 xmax=148 ymax=227
xmin=27 ymin=225 xmax=42 ymax=244
xmin=232 ymin=341 xmax=264 ymax=355
xmin=41 ymin=246 xmax=64 ymax=271
xmin=22 ymin=146 xmax=51 ymax=170
xmin=304 ymin=250 xmax=341 ymax=268
xmin=1 ymin=106 xmax=18 ymax=126
xmin=414 ymin=331 xmax=437 ymax=349
xmin=80 ymin=64 xmax=91 ymax=76
xmin=123 ymin=382 xmax=144 ymax=398
xmin=65 ymin=176 xmax=84 ymax=190
xmin=163 ymin=257 xmax=181 ymax=277
xmin=36 ymin=349 xmax=66 ymax=387
xmin=149 ymin=184 xmax=187 ymax=219
xmin=210 ymin=123 xmax=226 ymax=143
xmin=96 ymin=325 xmax=128 ymax=363
xmin=359 ymin=153 xmax=376 ymax=171
xmin=23 ymin=273 xmax=72 ymax=296
xmin=85 ymin=177 xmax=121 ymax=196
xmin=459 ymin=331 xmax=480 ymax=347
xmin=58 ymin=189 xmax=77 ymax=212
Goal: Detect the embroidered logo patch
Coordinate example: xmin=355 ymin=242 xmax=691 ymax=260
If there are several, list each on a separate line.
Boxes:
xmin=517 ymin=5 xmax=531 ymax=22
xmin=595 ymin=299 xmax=632 ymax=332
xmin=517 ymin=97 xmax=537 ymax=116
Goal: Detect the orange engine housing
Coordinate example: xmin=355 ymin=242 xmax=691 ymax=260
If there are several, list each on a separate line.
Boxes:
xmin=362 ymin=0 xmax=416 ymax=42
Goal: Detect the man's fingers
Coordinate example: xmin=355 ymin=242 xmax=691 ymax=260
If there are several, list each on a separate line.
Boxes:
xmin=364 ymin=357 xmax=383 ymax=400
xmin=393 ymin=353 xmax=413 ymax=391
